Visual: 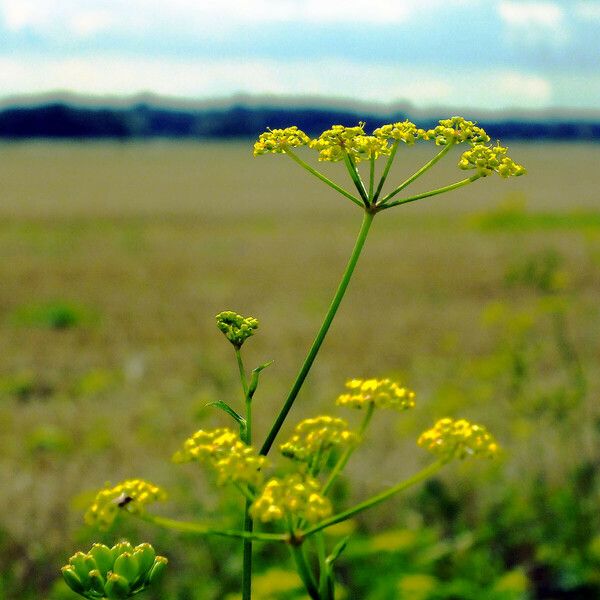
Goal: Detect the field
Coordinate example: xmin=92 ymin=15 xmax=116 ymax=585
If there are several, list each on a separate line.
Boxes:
xmin=1 ymin=141 xmax=600 ymax=599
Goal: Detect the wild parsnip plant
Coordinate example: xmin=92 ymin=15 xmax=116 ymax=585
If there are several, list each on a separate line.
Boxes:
xmin=63 ymin=118 xmax=525 ymax=600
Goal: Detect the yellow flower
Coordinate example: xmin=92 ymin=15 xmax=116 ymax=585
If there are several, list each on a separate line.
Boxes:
xmin=280 ymin=415 xmax=359 ymax=463
xmin=309 ymin=123 xmax=390 ymax=163
xmin=253 ymin=126 xmax=311 ymax=156
xmin=458 ymin=143 xmax=526 ymax=178
xmin=173 ymin=428 xmax=267 ymax=488
xmin=373 ymin=120 xmax=428 ymax=145
xmin=426 ymin=117 xmax=490 ymax=146
xmin=417 ymin=418 xmax=499 ymax=460
xmin=336 ymin=378 xmax=416 ymax=411
xmin=250 ymin=473 xmax=331 ymax=524
xmin=215 ymin=311 xmax=258 ymax=347
xmin=84 ymin=479 xmax=166 ymax=529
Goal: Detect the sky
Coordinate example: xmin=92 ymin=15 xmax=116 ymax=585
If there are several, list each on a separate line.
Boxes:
xmin=0 ymin=0 xmax=599 ymax=111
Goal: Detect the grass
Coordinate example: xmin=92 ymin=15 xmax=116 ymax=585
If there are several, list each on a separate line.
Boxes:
xmin=0 ymin=141 xmax=599 ymax=599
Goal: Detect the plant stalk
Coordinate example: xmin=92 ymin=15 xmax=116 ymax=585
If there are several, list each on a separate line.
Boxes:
xmin=303 ymin=460 xmax=445 ymax=537
xmin=260 ymin=210 xmax=375 ymax=456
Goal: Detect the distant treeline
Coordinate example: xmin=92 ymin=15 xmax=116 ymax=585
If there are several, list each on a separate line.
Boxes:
xmin=1 ymin=102 xmax=599 ymax=141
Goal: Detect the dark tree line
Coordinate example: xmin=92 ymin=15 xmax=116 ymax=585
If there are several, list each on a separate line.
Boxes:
xmin=0 ymin=103 xmax=598 ymax=141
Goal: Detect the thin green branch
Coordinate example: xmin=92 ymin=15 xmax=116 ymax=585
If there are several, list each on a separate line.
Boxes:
xmin=290 ymin=541 xmax=320 ymax=600
xmin=302 ymin=460 xmax=446 ymax=537
xmin=235 ymin=347 xmax=249 ymax=399
xmin=321 ymin=403 xmax=374 ymax=496
xmin=260 ymin=210 xmax=375 ymax=456
xmin=379 ymin=175 xmax=482 ymax=211
xmin=139 ymin=513 xmax=288 ymax=543
xmin=372 ymin=140 xmax=399 ymax=204
xmin=379 ymin=142 xmax=454 ymax=205
xmin=368 ymin=156 xmax=375 ymax=201
xmin=343 ymin=151 xmax=369 ymax=205
xmin=284 ymin=147 xmax=363 ymax=208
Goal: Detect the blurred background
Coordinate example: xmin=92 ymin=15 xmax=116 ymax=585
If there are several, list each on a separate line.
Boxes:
xmin=1 ymin=1 xmax=600 ymax=599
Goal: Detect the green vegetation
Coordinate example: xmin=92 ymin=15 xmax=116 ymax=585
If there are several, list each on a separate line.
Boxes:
xmin=0 ymin=140 xmax=599 ymax=599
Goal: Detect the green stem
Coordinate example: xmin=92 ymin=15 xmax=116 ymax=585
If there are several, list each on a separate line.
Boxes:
xmin=379 ymin=176 xmax=481 ymax=211
xmin=242 ymin=500 xmax=253 ymax=600
xmin=316 ymin=533 xmax=334 ymax=600
xmin=380 ymin=142 xmax=454 ymax=205
xmin=235 ymin=347 xmax=249 ymax=399
xmin=303 ymin=460 xmax=446 ymax=537
xmin=290 ymin=542 xmax=320 ymax=600
xmin=343 ymin=151 xmax=369 ymax=205
xmin=368 ymin=156 xmax=375 ymax=201
xmin=139 ymin=513 xmax=288 ymax=542
xmin=322 ymin=403 xmax=375 ymax=496
xmin=234 ymin=348 xmax=253 ymax=600
xmin=260 ymin=210 xmax=375 ymax=456
xmin=284 ymin=148 xmax=363 ymax=208
xmin=372 ymin=141 xmax=399 ymax=204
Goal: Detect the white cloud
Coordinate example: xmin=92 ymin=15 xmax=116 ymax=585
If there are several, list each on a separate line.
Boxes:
xmin=497 ymin=1 xmax=568 ymax=45
xmin=0 ymin=55 xmax=557 ymax=110
xmin=0 ymin=0 xmax=477 ymax=38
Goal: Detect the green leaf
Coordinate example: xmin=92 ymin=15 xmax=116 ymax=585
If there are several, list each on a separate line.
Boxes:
xmin=206 ymin=400 xmax=247 ymax=429
xmin=326 ymin=535 xmax=350 ymax=566
xmin=248 ymin=360 xmax=274 ymax=399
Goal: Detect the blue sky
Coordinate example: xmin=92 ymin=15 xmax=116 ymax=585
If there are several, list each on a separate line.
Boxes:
xmin=1 ymin=0 xmax=599 ymax=110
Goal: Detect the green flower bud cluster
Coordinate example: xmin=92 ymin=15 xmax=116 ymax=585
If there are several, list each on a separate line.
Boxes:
xmin=280 ymin=415 xmax=358 ymax=463
xmin=61 ymin=542 xmax=167 ymax=599
xmin=173 ymin=427 xmax=267 ymax=488
xmin=253 ymin=126 xmax=311 ymax=156
xmin=309 ymin=123 xmax=390 ymax=163
xmin=459 ymin=143 xmax=526 ymax=178
xmin=425 ymin=116 xmax=491 ymax=146
xmin=216 ymin=311 xmax=259 ymax=348
xmin=85 ymin=479 xmax=166 ymax=530
xmin=418 ymin=418 xmax=499 ymax=461
xmin=250 ymin=473 xmax=332 ymax=524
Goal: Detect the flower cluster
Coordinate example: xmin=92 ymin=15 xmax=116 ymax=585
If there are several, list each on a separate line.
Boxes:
xmin=425 ymin=117 xmax=491 ymax=146
xmin=85 ymin=479 xmax=166 ymax=529
xmin=250 ymin=473 xmax=331 ymax=524
xmin=173 ymin=428 xmax=267 ymax=488
xmin=309 ymin=123 xmax=390 ymax=163
xmin=61 ymin=541 xmax=167 ymax=599
xmin=253 ymin=126 xmax=311 ymax=156
xmin=458 ymin=143 xmax=526 ymax=178
xmin=215 ymin=311 xmax=259 ymax=347
xmin=373 ymin=120 xmax=427 ymax=145
xmin=418 ymin=418 xmax=499 ymax=460
xmin=280 ymin=415 xmax=358 ymax=463
xmin=336 ymin=378 xmax=416 ymax=411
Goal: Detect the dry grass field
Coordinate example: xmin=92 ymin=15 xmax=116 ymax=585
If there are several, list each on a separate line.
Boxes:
xmin=1 ymin=141 xmax=599 ymax=598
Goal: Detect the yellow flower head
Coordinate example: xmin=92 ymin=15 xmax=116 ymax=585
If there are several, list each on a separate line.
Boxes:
xmin=280 ymin=415 xmax=359 ymax=463
xmin=173 ymin=428 xmax=267 ymax=488
xmin=417 ymin=418 xmax=499 ymax=460
xmin=253 ymin=126 xmax=311 ymax=156
xmin=250 ymin=473 xmax=332 ymax=524
xmin=336 ymin=378 xmax=416 ymax=411
xmin=373 ymin=120 xmax=428 ymax=145
xmin=309 ymin=123 xmax=390 ymax=163
xmin=458 ymin=143 xmax=526 ymax=178
xmin=426 ymin=117 xmax=491 ymax=146
xmin=215 ymin=311 xmax=258 ymax=347
xmin=84 ymin=479 xmax=166 ymax=529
